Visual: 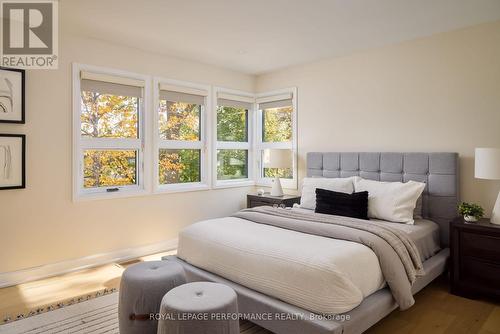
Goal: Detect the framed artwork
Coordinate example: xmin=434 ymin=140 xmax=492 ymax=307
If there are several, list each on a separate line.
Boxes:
xmin=0 ymin=67 xmax=25 ymax=123
xmin=0 ymin=134 xmax=25 ymax=190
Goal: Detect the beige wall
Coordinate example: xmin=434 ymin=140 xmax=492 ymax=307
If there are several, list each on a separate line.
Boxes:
xmin=0 ymin=27 xmax=255 ymax=273
xmin=2 ymin=15 xmax=499 ymax=275
xmin=257 ymin=21 xmax=500 ymax=214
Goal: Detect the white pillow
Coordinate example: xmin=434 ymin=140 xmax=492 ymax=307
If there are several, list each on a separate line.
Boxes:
xmin=300 ymin=177 xmax=354 ymax=210
xmin=353 ymin=177 xmax=425 ymax=224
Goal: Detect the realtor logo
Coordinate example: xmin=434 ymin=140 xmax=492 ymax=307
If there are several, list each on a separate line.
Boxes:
xmin=1 ymin=0 xmax=58 ymax=69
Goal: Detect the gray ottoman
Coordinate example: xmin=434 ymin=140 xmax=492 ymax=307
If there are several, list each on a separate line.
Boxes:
xmin=158 ymin=282 xmax=239 ymax=334
xmin=119 ymin=260 xmax=186 ymax=334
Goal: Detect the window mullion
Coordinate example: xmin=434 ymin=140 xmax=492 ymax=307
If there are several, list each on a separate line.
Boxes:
xmin=81 ymin=138 xmax=141 ymax=150
xmin=159 ymin=140 xmax=203 ymax=150
xmin=216 ymin=141 xmax=250 ymax=150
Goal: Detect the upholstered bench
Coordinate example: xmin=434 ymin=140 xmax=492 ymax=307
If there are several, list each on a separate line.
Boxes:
xmin=157 ymin=281 xmax=240 ymax=334
xmin=119 ymin=260 xmax=186 ymax=334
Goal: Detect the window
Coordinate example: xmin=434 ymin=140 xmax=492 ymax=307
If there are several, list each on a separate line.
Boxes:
xmin=74 ymin=66 xmax=148 ymax=199
xmin=256 ymin=90 xmax=297 ymax=189
xmin=154 ymin=81 xmax=209 ymax=192
xmin=217 ymin=149 xmax=248 ymax=180
xmin=214 ymin=90 xmax=254 ymax=186
xmin=73 ymin=64 xmax=297 ymax=197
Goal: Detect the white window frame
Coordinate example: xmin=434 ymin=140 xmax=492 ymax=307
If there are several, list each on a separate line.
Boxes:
xmin=255 ymin=87 xmax=298 ymax=190
xmin=153 ymin=78 xmax=211 ymax=193
xmin=212 ymin=87 xmax=255 ymax=189
xmin=72 ymin=63 xmax=152 ymax=201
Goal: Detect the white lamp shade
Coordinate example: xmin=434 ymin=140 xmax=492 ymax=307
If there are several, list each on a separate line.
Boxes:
xmin=475 ymin=148 xmax=500 ymax=180
xmin=263 ymin=149 xmax=292 ymax=169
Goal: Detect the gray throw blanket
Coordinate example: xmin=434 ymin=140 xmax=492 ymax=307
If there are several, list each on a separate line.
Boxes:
xmin=233 ymin=206 xmax=425 ymax=310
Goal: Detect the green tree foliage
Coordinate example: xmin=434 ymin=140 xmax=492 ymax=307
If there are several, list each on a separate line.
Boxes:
xmin=217 ymin=106 xmax=247 ymax=142
xmin=263 ymin=106 xmax=292 ymax=142
xmin=264 ymin=167 xmax=293 ymax=179
xmin=217 ymin=149 xmax=248 ymax=180
xmin=216 ymin=106 xmax=249 ymax=179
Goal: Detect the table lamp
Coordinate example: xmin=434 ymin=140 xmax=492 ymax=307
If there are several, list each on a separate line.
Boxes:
xmin=475 ymin=148 xmax=500 ymax=225
xmin=263 ymin=149 xmax=292 ymax=197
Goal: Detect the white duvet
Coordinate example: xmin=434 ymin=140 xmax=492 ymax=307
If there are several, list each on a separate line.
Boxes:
xmin=177 ymin=216 xmax=386 ymax=314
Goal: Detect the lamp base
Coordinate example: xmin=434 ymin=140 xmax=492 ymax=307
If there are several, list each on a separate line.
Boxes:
xmin=270 ymin=176 xmax=284 ymax=197
xmin=491 ymin=191 xmax=500 ymax=225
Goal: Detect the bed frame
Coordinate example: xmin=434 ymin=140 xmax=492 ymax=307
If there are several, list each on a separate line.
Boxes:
xmin=166 ymin=152 xmax=459 ymax=334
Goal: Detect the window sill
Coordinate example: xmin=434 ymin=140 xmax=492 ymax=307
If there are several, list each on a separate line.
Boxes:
xmin=73 ymin=188 xmax=150 ymax=202
xmin=154 ymin=183 xmax=210 ymax=194
xmin=213 ymin=179 xmax=255 ymax=189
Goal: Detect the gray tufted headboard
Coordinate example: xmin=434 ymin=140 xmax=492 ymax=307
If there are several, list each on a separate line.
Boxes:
xmin=307 ymin=152 xmax=459 ymax=247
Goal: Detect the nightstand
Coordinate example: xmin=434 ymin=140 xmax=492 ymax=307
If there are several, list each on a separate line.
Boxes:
xmin=450 ymin=217 xmax=500 ymax=299
xmin=247 ymin=193 xmax=301 ymax=208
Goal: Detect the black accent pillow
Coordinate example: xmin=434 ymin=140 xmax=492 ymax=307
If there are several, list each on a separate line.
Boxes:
xmin=315 ymin=188 xmax=369 ymax=220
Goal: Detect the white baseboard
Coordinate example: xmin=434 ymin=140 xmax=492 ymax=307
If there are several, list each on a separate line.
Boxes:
xmin=0 ymin=238 xmax=178 ymax=288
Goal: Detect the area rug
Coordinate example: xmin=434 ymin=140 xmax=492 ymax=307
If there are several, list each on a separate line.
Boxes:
xmin=0 ymin=293 xmax=270 ymax=334
xmin=0 ymin=293 xmax=119 ymax=334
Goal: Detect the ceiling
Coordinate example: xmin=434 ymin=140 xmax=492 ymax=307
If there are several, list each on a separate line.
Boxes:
xmin=62 ymin=0 xmax=500 ymax=75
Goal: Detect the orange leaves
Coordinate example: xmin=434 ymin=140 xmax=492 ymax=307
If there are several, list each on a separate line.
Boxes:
xmin=81 ymin=91 xmax=140 ymax=188
xmin=159 ymin=150 xmax=200 ymax=185
xmin=81 ymin=91 xmax=138 ymax=139
xmin=83 ymin=150 xmax=137 ymax=188
xmin=159 ymin=101 xmax=200 ymax=141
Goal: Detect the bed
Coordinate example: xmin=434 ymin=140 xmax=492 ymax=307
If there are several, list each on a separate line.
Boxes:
xmin=165 ymin=152 xmax=459 ymax=334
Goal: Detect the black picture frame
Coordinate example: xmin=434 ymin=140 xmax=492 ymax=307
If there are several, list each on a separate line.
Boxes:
xmin=0 ymin=67 xmax=25 ymax=124
xmin=0 ymin=133 xmax=26 ymax=190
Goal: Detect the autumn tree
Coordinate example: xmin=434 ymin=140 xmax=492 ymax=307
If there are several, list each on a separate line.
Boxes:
xmin=81 ymin=91 xmax=138 ymax=188
xmin=158 ymin=101 xmax=201 ymax=184
xmin=81 ymin=92 xmax=292 ymax=187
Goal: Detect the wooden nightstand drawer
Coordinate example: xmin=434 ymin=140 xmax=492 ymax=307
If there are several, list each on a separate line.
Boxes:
xmin=461 ymin=232 xmax=500 ymax=264
xmin=450 ymin=217 xmax=500 ymax=299
xmin=249 ymin=200 xmax=274 ymax=208
xmin=461 ymin=256 xmax=500 ymax=288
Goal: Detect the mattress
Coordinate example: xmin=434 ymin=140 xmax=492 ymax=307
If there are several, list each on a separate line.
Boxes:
xmin=177 ymin=210 xmax=440 ymax=315
xmin=292 ymin=207 xmax=441 ymax=261
xmin=370 ymin=218 xmax=440 ymax=261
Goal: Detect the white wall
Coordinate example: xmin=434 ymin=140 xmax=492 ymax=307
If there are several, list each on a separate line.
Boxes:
xmin=256 ymin=21 xmax=500 ymax=214
xmin=0 ymin=26 xmax=255 ymax=273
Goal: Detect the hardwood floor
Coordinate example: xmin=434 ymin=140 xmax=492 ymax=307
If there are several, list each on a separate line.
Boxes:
xmin=366 ymin=276 xmax=500 ymax=334
xmin=1 ymin=254 xmax=499 ymax=334
xmin=0 ymin=251 xmax=174 ymax=324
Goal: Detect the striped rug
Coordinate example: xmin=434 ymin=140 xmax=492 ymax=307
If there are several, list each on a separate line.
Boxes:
xmin=0 ymin=293 xmax=271 ymax=334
